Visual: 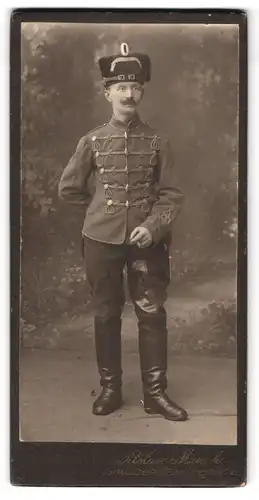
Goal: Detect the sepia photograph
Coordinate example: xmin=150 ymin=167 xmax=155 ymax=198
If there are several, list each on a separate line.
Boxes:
xmin=18 ymin=17 xmax=241 ymax=451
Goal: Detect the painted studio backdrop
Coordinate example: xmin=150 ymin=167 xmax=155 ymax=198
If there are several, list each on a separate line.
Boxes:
xmin=21 ymin=23 xmax=238 ymax=354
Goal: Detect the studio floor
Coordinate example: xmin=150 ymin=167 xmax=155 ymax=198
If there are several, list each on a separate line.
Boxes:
xmin=20 ymin=346 xmax=237 ymax=445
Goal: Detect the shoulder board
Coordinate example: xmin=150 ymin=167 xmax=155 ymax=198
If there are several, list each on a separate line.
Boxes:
xmin=87 ymin=123 xmax=108 ymax=135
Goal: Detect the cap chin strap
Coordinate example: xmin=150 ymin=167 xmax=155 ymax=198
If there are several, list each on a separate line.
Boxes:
xmin=103 ymin=74 xmax=142 ymax=84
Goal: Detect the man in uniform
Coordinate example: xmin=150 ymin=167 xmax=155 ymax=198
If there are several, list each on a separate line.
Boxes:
xmin=58 ymin=43 xmax=188 ymax=421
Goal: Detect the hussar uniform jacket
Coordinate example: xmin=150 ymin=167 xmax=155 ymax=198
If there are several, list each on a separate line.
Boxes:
xmin=58 ymin=114 xmax=184 ymax=245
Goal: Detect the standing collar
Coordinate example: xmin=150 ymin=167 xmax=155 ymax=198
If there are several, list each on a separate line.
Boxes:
xmin=109 ymin=114 xmax=142 ymax=132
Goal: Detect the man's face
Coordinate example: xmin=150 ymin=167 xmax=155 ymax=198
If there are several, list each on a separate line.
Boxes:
xmin=105 ymin=81 xmax=144 ymax=119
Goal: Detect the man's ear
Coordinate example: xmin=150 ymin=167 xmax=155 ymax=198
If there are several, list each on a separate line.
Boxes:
xmin=104 ymin=88 xmax=112 ymax=102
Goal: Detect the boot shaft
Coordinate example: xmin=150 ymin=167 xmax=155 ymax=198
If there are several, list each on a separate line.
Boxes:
xmin=94 ymin=316 xmax=122 ymax=388
xmin=137 ymin=307 xmax=168 ymax=394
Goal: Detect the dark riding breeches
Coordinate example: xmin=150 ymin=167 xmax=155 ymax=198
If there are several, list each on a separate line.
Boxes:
xmin=83 ymin=236 xmax=171 ymax=322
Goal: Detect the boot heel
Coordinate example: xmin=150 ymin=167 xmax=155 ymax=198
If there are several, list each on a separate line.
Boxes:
xmin=143 ymin=396 xmax=158 ymax=414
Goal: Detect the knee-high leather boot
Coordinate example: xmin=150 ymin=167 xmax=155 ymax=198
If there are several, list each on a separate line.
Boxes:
xmin=92 ymin=316 xmax=123 ymax=416
xmin=138 ymin=308 xmax=188 ymax=421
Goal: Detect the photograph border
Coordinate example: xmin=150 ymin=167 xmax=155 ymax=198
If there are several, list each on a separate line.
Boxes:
xmin=10 ymin=8 xmax=247 ymax=487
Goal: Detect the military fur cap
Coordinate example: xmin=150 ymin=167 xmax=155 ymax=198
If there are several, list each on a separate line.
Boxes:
xmin=98 ymin=43 xmax=151 ymax=87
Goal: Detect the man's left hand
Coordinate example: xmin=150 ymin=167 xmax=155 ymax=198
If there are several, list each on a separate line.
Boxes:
xmin=129 ymin=227 xmax=152 ymax=248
